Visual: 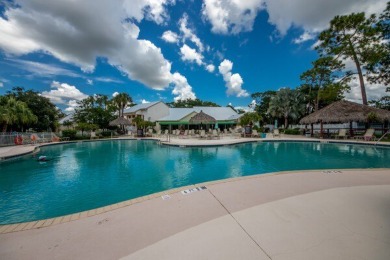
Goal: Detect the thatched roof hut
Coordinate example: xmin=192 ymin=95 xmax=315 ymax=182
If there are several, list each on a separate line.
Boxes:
xmin=300 ymin=100 xmax=390 ymax=124
xmin=189 ymin=110 xmax=216 ymax=124
xmin=109 ymin=117 xmax=132 ymax=126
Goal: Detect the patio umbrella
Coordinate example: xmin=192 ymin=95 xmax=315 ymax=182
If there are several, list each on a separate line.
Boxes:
xmin=109 ymin=117 xmax=132 ymax=126
xmin=189 ymin=110 xmax=217 ymax=124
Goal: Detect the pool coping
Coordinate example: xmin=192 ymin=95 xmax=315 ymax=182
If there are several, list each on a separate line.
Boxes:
xmin=1 ymin=136 xmax=389 ymax=161
xmin=1 ymin=168 xmax=389 ymax=234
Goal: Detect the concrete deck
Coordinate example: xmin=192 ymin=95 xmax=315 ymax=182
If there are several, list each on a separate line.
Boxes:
xmin=1 ymin=137 xmax=389 ymax=259
xmin=1 ymin=169 xmax=390 ymax=259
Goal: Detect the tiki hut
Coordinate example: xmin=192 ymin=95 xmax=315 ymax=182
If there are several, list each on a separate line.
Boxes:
xmin=189 ymin=111 xmax=216 ymax=129
xmin=109 ymin=117 xmax=132 ymax=126
xmin=300 ymin=100 xmax=390 ymax=137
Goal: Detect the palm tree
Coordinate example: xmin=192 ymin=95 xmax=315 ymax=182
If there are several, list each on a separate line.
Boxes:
xmin=112 ymin=93 xmax=133 ymax=117
xmin=0 ymin=96 xmax=37 ymax=132
xmin=267 ymin=88 xmax=305 ymax=128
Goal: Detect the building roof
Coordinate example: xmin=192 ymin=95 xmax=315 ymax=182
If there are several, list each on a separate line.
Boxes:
xmin=158 ymin=106 xmax=241 ymax=122
xmin=59 ymin=113 xmax=74 ymax=124
xmin=123 ymin=101 xmax=162 ymax=114
xmin=300 ymin=100 xmax=390 ymax=124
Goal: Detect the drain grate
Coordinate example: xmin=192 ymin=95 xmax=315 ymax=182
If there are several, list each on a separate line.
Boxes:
xmin=322 ymin=170 xmax=342 ymax=174
xmin=181 ymin=186 xmax=207 ymax=195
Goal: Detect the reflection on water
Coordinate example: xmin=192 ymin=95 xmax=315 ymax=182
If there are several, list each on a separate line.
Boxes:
xmin=0 ymin=141 xmax=389 ymax=224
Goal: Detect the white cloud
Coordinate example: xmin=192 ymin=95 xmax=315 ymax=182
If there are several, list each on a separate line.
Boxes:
xmin=179 ymin=13 xmax=204 ymax=52
xmin=87 ymin=79 xmax=93 ymax=85
xmin=218 ymin=59 xmax=249 ymax=97
xmin=293 ymin=31 xmax=316 ymax=44
xmin=206 ymin=64 xmax=215 ymax=73
xmin=141 ymin=99 xmax=151 ymax=104
xmin=0 ymin=0 xmax=177 ymax=90
xmin=161 ymin=30 xmax=179 ymax=43
xmin=112 ymin=92 xmax=119 ymax=97
xmin=265 ymin=0 xmax=387 ymax=39
xmin=5 ymin=58 xmax=82 ymax=78
xmin=95 ymin=77 xmax=124 ymax=84
xmin=65 ymin=100 xmax=79 ymax=112
xmin=344 ymin=77 xmax=388 ymax=104
xmin=41 ymin=81 xmax=88 ymax=112
xmin=202 ymin=0 xmax=263 ymax=35
xmin=180 ymin=44 xmax=204 ymax=65
xmin=171 ymin=72 xmax=196 ymax=101
xmin=0 ymin=82 xmax=3 ymax=88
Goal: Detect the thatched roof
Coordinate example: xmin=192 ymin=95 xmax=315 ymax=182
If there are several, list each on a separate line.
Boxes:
xmin=189 ymin=110 xmax=216 ymax=124
xmin=109 ymin=117 xmax=132 ymax=126
xmin=300 ymin=100 xmax=390 ymax=124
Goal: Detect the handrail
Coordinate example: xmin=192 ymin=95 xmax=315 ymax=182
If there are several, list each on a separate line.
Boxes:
xmin=375 ymin=130 xmax=389 ymax=145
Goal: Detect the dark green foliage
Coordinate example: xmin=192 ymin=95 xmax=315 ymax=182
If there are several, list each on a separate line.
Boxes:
xmin=251 ymin=91 xmax=277 ymax=123
xmin=283 ymin=129 xmax=301 ymax=135
xmin=62 ymin=130 xmax=77 ymax=140
xmin=6 ymin=87 xmax=60 ymax=131
xmin=167 ymin=98 xmax=220 ymax=108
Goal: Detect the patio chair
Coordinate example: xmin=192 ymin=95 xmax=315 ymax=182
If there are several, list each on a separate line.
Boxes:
xmin=252 ymin=129 xmax=260 ymax=137
xmin=335 ymin=129 xmax=347 ymax=139
xmin=272 ymin=129 xmax=280 ymax=138
xmin=90 ymin=131 xmax=98 ymax=139
xmin=199 ymin=130 xmax=206 ymax=139
xmin=354 ymin=129 xmax=376 ymax=141
xmin=211 ymin=129 xmax=220 ymax=139
xmin=30 ymin=133 xmax=44 ymax=144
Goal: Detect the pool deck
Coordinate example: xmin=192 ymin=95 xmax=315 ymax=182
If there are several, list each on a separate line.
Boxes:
xmin=1 ymin=136 xmax=390 ymax=259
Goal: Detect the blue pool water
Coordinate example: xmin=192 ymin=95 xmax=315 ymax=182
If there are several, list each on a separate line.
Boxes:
xmin=1 ymin=140 xmax=389 ymax=224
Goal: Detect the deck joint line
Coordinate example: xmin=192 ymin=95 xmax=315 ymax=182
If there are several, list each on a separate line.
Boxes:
xmin=207 ymin=189 xmax=272 ymax=260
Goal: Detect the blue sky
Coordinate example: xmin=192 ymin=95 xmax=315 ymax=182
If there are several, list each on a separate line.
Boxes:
xmin=0 ymin=0 xmax=387 ymax=112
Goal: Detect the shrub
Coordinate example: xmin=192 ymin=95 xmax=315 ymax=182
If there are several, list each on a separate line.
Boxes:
xmin=101 ymin=131 xmax=113 ymax=137
xmin=62 ymin=130 xmax=77 ymax=140
xmin=283 ymin=128 xmax=301 ymax=135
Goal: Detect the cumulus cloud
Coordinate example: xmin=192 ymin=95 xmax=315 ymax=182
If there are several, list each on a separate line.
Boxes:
xmin=65 ymin=100 xmax=79 ymax=112
xmin=206 ymin=64 xmax=215 ymax=73
xmin=180 ymin=44 xmax=204 ymax=65
xmin=0 ymin=0 xmax=178 ymax=90
xmin=179 ymin=13 xmax=204 ymax=52
xmin=42 ymin=81 xmax=88 ymax=111
xmin=161 ymin=30 xmax=179 ymax=43
xmin=0 ymin=82 xmax=3 ymax=88
xmin=112 ymin=92 xmax=119 ymax=97
xmin=171 ymin=72 xmax=196 ymax=101
xmin=344 ymin=77 xmax=388 ymax=104
xmin=218 ymin=59 xmax=249 ymax=97
xmin=202 ymin=0 xmax=263 ymax=35
xmin=265 ymin=0 xmax=387 ymax=40
xmin=141 ymin=99 xmax=151 ymax=104
xmin=293 ymin=31 xmax=316 ymax=44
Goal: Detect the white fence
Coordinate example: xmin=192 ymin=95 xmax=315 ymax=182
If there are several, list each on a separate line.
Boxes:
xmin=0 ymin=132 xmax=58 ymax=147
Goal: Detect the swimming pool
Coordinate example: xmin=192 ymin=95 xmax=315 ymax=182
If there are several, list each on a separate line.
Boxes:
xmin=1 ymin=140 xmax=389 ymax=224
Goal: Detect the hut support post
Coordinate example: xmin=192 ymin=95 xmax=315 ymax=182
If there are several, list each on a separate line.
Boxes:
xmin=349 ymin=121 xmax=353 ymax=137
xmin=320 ymin=120 xmax=323 ymax=139
xmin=310 ymin=124 xmax=314 ymax=137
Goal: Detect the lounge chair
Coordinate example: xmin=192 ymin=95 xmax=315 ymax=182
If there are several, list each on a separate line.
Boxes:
xmin=199 ymin=130 xmax=206 ymax=139
xmin=335 ymin=129 xmax=347 ymax=139
xmin=211 ymin=129 xmax=220 ymax=139
xmin=30 ymin=133 xmax=44 ymax=144
xmin=354 ymin=129 xmax=376 ymax=141
xmin=272 ymin=129 xmax=280 ymax=138
xmin=252 ymin=130 xmax=260 ymax=137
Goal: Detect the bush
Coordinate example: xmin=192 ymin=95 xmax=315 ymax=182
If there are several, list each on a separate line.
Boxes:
xmin=283 ymin=128 xmax=301 ymax=135
xmin=62 ymin=130 xmax=77 ymax=140
xmin=101 ymin=131 xmax=113 ymax=137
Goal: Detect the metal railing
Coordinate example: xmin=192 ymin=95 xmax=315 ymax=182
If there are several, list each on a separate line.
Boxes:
xmin=0 ymin=132 xmax=59 ymax=147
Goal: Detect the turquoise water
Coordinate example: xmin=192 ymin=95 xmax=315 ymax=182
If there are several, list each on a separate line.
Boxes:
xmin=0 ymin=140 xmax=389 ymax=224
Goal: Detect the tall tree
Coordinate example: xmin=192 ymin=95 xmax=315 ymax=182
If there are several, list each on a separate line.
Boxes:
xmin=267 ymin=88 xmax=305 ymax=128
xmin=251 ymin=91 xmax=277 ymax=123
xmin=0 ymin=96 xmax=37 ymax=132
xmin=317 ymin=12 xmax=383 ymax=105
xmin=7 ymin=87 xmax=59 ymax=131
xmin=366 ymin=2 xmax=390 ymax=85
xmin=300 ymin=56 xmax=349 ymax=112
xmin=74 ymin=94 xmax=115 ymax=129
xmin=112 ymin=93 xmax=133 ymax=117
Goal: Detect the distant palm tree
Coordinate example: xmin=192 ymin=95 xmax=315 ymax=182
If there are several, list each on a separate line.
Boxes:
xmin=112 ymin=93 xmax=133 ymax=117
xmin=0 ymin=96 xmax=37 ymax=132
xmin=268 ymin=88 xmax=305 ymax=128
